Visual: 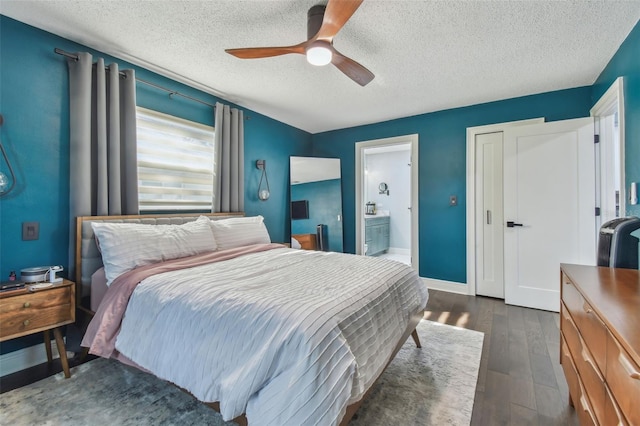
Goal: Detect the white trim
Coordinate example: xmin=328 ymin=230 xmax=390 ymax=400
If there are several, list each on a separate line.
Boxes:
xmin=465 ymin=118 xmax=545 ymax=297
xmin=0 ymin=340 xmax=63 ymax=377
xmin=355 ymin=134 xmax=419 ymax=272
xmin=422 ymin=277 xmax=470 ymax=295
xmin=590 ymin=77 xmax=626 ymax=216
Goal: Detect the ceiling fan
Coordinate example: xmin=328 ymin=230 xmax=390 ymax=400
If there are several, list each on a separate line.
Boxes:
xmin=225 ymin=0 xmax=374 ymax=86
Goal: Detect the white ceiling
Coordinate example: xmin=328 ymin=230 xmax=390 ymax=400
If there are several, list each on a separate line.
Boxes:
xmin=2 ymin=1 xmax=639 ymax=134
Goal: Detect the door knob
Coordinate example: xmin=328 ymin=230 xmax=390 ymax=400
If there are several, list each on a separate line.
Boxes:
xmin=506 ymin=221 xmax=524 ymax=228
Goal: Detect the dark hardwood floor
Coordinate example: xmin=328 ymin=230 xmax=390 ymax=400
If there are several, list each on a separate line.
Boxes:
xmin=1 ymin=289 xmax=579 ymax=425
xmin=425 ymin=289 xmax=579 ymax=426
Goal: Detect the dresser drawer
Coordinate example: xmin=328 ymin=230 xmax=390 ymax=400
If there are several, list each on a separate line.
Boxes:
xmin=576 ymin=378 xmax=599 ymax=426
xmin=561 ymin=337 xmax=580 ymax=406
xmin=606 ymin=330 xmax=640 ymax=426
xmin=561 ymin=272 xmax=585 ymax=323
xmin=561 ymin=305 xmax=606 ymax=423
xmin=561 ymin=303 xmax=580 ymax=360
xmin=563 ymin=336 xmax=598 ymax=426
xmin=561 ymin=273 xmax=607 ymax=373
xmin=580 ymin=298 xmax=608 ymax=373
xmin=604 ymin=383 xmax=628 ymax=426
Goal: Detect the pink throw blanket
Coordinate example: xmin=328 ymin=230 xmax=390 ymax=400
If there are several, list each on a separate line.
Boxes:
xmin=82 ymin=243 xmax=285 ymax=358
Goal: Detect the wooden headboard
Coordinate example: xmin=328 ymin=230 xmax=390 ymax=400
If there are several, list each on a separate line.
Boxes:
xmin=75 ymin=212 xmax=243 ymax=307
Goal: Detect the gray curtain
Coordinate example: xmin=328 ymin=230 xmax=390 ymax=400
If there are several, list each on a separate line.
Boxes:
xmin=67 ymin=52 xmax=138 ymax=275
xmin=213 ymin=102 xmax=244 ymax=212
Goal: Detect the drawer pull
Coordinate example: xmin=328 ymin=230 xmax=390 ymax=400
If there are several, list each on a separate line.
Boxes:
xmin=23 ymin=302 xmax=31 ymax=308
xmin=581 ymin=347 xmax=597 ymax=371
xmin=23 ymin=319 xmax=30 ymax=326
xmin=619 ymin=352 xmax=640 ymax=380
xmin=580 ymin=394 xmax=593 ymax=415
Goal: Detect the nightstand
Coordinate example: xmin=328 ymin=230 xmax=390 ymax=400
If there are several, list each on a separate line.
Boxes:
xmin=0 ymin=279 xmax=76 ymax=378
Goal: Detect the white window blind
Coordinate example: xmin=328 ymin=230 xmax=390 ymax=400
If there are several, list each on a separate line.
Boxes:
xmin=136 ymin=107 xmax=214 ymax=212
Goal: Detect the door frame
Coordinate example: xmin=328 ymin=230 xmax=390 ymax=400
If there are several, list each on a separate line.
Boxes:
xmin=590 ymin=76 xmax=626 ymax=223
xmin=465 ymin=118 xmax=544 ymax=296
xmin=355 ymin=134 xmax=419 ymax=272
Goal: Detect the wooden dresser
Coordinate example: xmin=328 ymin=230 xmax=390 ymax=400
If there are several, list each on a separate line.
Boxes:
xmin=560 ymin=264 xmax=640 ymax=425
xmin=0 ymin=279 xmax=76 ymax=377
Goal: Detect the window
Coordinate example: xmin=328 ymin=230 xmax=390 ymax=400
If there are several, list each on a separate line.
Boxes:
xmin=136 ymin=107 xmax=214 ymax=212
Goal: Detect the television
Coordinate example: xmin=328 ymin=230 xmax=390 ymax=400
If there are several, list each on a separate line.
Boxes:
xmin=291 ymin=200 xmax=309 ymax=220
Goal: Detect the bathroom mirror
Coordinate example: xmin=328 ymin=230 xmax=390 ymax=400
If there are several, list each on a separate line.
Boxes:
xmin=290 ymin=156 xmax=343 ymax=252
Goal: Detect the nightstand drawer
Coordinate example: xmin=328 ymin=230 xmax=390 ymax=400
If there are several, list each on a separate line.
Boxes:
xmin=0 ymin=287 xmax=71 ymax=313
xmin=0 ymin=285 xmax=75 ymax=341
xmin=0 ymin=303 xmax=73 ymax=339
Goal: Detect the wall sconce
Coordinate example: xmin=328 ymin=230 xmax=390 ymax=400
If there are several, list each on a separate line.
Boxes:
xmin=256 ymin=159 xmax=270 ymax=201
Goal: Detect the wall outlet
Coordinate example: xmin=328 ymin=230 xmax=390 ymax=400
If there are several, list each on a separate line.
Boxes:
xmin=22 ymin=222 xmax=39 ymax=241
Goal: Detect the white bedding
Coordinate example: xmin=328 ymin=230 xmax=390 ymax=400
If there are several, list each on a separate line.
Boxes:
xmin=114 ymin=247 xmax=428 ymax=425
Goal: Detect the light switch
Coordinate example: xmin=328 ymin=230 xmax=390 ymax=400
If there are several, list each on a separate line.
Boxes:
xmin=449 ymin=195 xmax=458 ymax=206
xmin=22 ymin=222 xmax=39 ymax=240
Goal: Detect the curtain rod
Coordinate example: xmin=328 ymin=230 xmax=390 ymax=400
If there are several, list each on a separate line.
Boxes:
xmin=54 ymin=48 xmax=217 ymax=109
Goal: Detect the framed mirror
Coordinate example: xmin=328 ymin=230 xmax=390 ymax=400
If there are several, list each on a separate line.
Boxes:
xmin=290 ymin=156 xmax=343 ymax=252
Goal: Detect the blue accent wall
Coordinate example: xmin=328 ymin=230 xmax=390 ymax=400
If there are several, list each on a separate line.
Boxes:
xmin=1 ymin=15 xmax=638 ymax=359
xmin=291 ymin=179 xmax=344 ymax=252
xmin=0 ymin=16 xmax=311 ymax=354
xmin=591 ymin=21 xmax=640 ymax=218
xmin=311 ymin=88 xmax=593 ymax=283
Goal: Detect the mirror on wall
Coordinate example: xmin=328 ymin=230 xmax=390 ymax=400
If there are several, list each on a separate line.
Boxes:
xmin=289 ymin=156 xmax=343 ymax=252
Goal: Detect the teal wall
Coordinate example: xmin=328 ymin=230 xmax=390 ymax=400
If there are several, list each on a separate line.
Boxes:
xmin=591 ymin=21 xmax=640 ymax=218
xmin=291 ymin=179 xmax=344 ymax=252
xmin=1 ymin=15 xmax=638 ymax=357
xmin=312 ymin=87 xmax=593 ymax=282
xmin=0 ymin=16 xmax=311 ymax=354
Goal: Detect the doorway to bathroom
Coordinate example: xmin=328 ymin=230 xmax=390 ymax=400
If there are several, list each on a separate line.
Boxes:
xmin=355 ymin=134 xmax=419 ymax=272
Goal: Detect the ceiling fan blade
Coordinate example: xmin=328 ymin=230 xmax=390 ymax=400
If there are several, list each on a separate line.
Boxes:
xmin=331 ymin=48 xmax=374 ymax=86
xmin=225 ymin=42 xmax=307 ymax=59
xmin=315 ymin=0 xmax=364 ymax=41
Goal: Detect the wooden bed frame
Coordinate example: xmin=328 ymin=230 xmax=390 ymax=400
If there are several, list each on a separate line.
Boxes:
xmin=76 ymin=212 xmax=424 ymax=425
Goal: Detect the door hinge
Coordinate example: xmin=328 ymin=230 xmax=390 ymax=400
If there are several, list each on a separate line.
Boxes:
xmin=594 ymin=134 xmax=600 ymax=144
xmin=595 ymin=207 xmax=601 ymax=216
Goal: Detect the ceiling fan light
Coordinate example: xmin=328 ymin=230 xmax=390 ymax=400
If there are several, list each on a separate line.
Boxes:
xmin=306 ymin=46 xmax=332 ymax=66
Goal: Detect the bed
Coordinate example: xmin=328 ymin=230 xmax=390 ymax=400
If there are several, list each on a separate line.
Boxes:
xmin=77 ymin=213 xmax=428 ymax=426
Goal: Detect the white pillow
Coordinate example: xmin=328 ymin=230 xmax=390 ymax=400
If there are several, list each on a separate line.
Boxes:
xmin=91 ymin=216 xmax=217 ymax=286
xmin=210 ymin=215 xmax=271 ymax=250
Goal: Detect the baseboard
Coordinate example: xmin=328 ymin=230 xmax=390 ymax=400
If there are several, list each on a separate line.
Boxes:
xmin=422 ymin=277 xmax=470 ymax=295
xmin=387 ymin=247 xmax=411 ymax=256
xmin=0 ymin=340 xmax=63 ymax=377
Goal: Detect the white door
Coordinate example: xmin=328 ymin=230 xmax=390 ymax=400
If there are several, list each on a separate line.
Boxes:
xmin=503 ymin=118 xmax=596 ymax=312
xmin=475 ymin=132 xmax=504 ymax=298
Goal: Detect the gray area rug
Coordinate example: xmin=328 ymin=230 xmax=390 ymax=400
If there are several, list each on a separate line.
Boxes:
xmin=0 ymin=320 xmax=483 ymax=426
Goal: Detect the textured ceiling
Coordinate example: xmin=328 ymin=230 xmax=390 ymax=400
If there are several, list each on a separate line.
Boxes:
xmin=2 ymin=1 xmax=639 ymax=134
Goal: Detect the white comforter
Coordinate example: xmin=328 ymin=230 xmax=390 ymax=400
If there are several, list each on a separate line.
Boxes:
xmin=114 ymin=247 xmax=428 ymax=425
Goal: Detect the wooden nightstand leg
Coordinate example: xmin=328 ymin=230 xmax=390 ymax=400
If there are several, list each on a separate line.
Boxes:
xmin=411 ymin=329 xmax=421 ymax=348
xmin=43 ymin=329 xmax=53 ymax=363
xmin=53 ymin=328 xmax=71 ymax=378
